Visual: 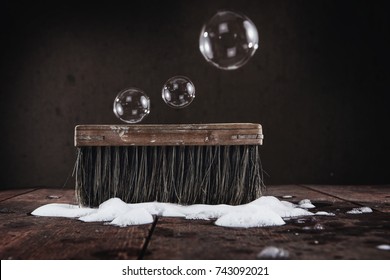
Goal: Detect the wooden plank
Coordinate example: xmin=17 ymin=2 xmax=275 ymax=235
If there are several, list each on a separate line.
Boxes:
xmin=0 ymin=188 xmax=36 ymax=202
xmin=0 ymin=215 xmax=153 ymax=260
xmin=303 ymin=185 xmax=390 ymax=212
xmin=264 ymin=185 xmax=364 ymax=209
xmin=75 ymin=123 xmax=263 ymax=146
xmin=0 ymin=188 xmax=153 ymax=259
xmin=1 ymin=186 xmax=389 ymax=260
xmin=264 ymin=185 xmax=347 ymax=203
xmin=0 ymin=188 xmax=78 ymax=213
xmin=145 ymin=185 xmax=390 ymax=259
xmin=146 ymin=213 xmax=390 ymax=260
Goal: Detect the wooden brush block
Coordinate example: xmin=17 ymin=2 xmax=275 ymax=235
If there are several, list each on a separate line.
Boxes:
xmin=75 ymin=123 xmax=263 ymax=147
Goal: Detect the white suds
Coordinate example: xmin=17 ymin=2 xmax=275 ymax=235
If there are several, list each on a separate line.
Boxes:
xmin=298 ymin=199 xmax=316 ymax=209
xmin=346 ymin=207 xmax=373 ymax=214
xmin=315 ymin=211 xmax=336 ymax=216
xmin=30 ymin=203 xmax=95 ymax=218
xmin=109 ymin=208 xmax=154 ymax=227
xmin=215 ymin=205 xmax=286 ymax=228
xmin=31 ymin=196 xmax=375 ymax=229
xmin=32 ymin=196 xmax=315 ymax=228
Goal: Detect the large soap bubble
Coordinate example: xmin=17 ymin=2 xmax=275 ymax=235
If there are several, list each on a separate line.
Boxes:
xmin=113 ymin=87 xmax=150 ymax=123
xmin=162 ymin=76 xmax=195 ymax=108
xmin=199 ymin=10 xmax=259 ymax=70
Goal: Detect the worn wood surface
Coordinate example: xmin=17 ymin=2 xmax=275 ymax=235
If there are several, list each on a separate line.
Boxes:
xmin=75 ymin=123 xmax=263 ymax=146
xmin=304 ymin=185 xmax=390 ymax=213
xmin=146 ymin=185 xmax=390 ymax=259
xmin=0 ymin=185 xmax=389 ymax=260
xmin=0 ymin=189 xmax=154 ymax=260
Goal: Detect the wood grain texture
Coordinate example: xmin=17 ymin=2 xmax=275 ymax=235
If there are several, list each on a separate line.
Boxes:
xmin=146 ymin=213 xmax=390 ymax=260
xmin=75 ymin=123 xmax=263 ymax=146
xmin=303 ymin=185 xmax=390 ymax=212
xmin=0 ymin=188 xmax=153 ymax=260
xmin=0 ymin=188 xmax=36 ymax=202
xmin=146 ymin=185 xmax=390 ymax=260
xmin=0 ymin=185 xmax=389 ymax=260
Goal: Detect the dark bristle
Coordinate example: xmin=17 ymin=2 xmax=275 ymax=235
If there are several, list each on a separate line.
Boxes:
xmin=75 ymin=145 xmax=265 ymax=207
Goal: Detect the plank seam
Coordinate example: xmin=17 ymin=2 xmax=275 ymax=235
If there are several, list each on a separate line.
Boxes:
xmin=299 ymin=184 xmax=384 ymax=213
xmin=0 ymin=188 xmax=40 ymax=203
xmin=138 ymin=216 xmax=158 ymax=260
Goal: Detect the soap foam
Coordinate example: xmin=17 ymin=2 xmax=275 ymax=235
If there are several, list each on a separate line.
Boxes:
xmin=31 ymin=196 xmax=374 ymax=228
xmin=346 ymin=207 xmax=373 ymax=214
xmin=32 ymin=196 xmax=314 ymax=228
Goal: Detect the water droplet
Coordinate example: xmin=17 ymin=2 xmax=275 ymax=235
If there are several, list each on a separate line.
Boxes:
xmin=46 ymin=195 xmax=61 ymax=199
xmin=162 ymin=76 xmax=195 ymax=108
xmin=199 ymin=10 xmax=259 ymax=70
xmin=377 ymin=244 xmax=390 ymax=250
xmin=113 ymin=88 xmax=150 ymax=123
xmin=296 ymin=218 xmax=307 ymax=224
xmin=257 ymin=246 xmax=289 ymax=259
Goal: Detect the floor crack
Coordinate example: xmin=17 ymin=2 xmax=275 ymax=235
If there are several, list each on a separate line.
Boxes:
xmin=138 ymin=216 xmax=158 ymax=259
xmin=298 ymin=184 xmax=378 ymax=210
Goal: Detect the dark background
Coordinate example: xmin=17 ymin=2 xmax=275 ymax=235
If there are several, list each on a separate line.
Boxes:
xmin=1 ymin=0 xmax=389 ymax=189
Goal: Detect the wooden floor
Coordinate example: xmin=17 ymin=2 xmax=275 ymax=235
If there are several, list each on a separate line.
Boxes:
xmin=0 ymin=185 xmax=389 ymax=260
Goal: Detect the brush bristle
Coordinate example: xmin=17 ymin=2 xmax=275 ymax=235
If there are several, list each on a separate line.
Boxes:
xmin=75 ymin=145 xmax=264 ymax=207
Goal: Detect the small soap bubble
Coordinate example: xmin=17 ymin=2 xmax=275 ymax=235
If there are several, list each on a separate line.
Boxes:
xmin=113 ymin=87 xmax=150 ymax=123
xmin=199 ymin=10 xmax=259 ymax=70
xmin=162 ymin=76 xmax=195 ymax=108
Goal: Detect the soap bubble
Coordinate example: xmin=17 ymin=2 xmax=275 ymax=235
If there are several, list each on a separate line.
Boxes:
xmin=113 ymin=87 xmax=150 ymax=123
xmin=199 ymin=10 xmax=259 ymax=70
xmin=162 ymin=76 xmax=195 ymax=108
